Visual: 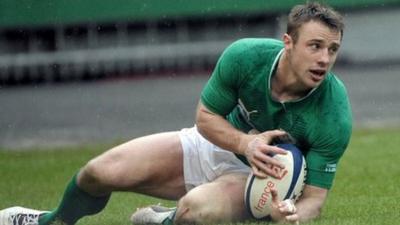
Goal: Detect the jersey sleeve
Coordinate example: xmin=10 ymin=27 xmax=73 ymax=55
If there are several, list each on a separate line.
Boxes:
xmin=305 ymin=81 xmax=352 ymax=189
xmin=305 ymin=131 xmax=351 ymax=189
xmin=200 ymin=40 xmax=247 ymax=116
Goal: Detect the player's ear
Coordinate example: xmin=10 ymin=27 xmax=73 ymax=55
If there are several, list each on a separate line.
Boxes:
xmin=283 ymin=33 xmax=293 ymax=50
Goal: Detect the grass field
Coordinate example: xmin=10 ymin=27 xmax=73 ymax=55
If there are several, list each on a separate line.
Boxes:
xmin=0 ymin=128 xmax=399 ymax=225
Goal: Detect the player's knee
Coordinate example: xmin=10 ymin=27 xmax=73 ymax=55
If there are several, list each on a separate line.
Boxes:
xmin=175 ymin=191 xmax=225 ymax=224
xmin=78 ymin=155 xmax=121 ymax=191
xmin=79 ymin=158 xmax=107 ymax=186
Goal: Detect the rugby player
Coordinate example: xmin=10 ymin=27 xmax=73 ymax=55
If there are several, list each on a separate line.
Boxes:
xmin=0 ymin=2 xmax=351 ymax=225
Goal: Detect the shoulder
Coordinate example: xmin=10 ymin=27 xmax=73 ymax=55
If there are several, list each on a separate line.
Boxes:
xmin=218 ymin=38 xmax=283 ymax=78
xmin=325 ymin=72 xmax=348 ymax=96
xmin=220 ymin=38 xmax=283 ymax=62
xmin=228 ymin=38 xmax=284 ymax=48
xmin=309 ymin=73 xmax=353 ymax=151
xmin=320 ymin=73 xmax=352 ymax=119
xmin=223 ymin=38 xmax=283 ymax=56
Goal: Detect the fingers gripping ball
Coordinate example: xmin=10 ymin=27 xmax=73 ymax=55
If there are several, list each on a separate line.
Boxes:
xmin=244 ymin=144 xmax=306 ymax=219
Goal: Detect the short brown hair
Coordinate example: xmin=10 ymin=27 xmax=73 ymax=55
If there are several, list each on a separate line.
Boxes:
xmin=287 ymin=2 xmax=344 ymax=42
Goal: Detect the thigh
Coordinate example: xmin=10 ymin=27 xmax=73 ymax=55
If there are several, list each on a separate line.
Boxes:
xmin=176 ymin=173 xmax=251 ymax=224
xmin=80 ymin=131 xmax=186 ymax=200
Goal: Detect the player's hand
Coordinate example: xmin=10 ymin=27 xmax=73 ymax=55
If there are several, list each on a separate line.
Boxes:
xmin=242 ymin=129 xmax=288 ymax=178
xmin=270 ymin=188 xmax=300 ymax=224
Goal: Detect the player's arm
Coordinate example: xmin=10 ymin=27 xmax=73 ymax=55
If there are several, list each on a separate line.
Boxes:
xmin=196 ymin=101 xmax=288 ymax=178
xmin=269 ymin=77 xmax=352 ymax=223
xmin=198 ymin=39 xmax=289 ymax=177
xmin=270 ymin=184 xmax=328 ymax=223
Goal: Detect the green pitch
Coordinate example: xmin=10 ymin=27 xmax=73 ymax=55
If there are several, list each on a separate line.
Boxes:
xmin=0 ymin=128 xmax=399 ymax=225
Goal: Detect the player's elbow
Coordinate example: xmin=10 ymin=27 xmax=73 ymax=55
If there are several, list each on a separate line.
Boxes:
xmin=311 ymin=204 xmax=323 ymax=220
xmin=195 ymin=112 xmax=205 ymax=134
xmin=195 ymin=103 xmax=213 ymax=135
xmin=195 ymin=117 xmax=211 ymax=141
xmin=195 ymin=110 xmax=205 ymax=129
xmin=299 ymin=200 xmax=324 ymax=223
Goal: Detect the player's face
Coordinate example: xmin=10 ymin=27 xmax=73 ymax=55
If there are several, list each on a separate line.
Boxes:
xmin=284 ymin=20 xmax=341 ymax=89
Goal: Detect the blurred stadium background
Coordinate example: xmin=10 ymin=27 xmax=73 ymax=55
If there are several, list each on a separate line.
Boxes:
xmin=1 ymin=0 xmax=400 ymax=149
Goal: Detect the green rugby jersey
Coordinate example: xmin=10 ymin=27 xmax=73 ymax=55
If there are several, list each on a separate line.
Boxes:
xmin=201 ymin=38 xmax=352 ymax=189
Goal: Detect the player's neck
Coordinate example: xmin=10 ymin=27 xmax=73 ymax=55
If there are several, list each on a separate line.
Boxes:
xmin=271 ymin=52 xmax=312 ymax=102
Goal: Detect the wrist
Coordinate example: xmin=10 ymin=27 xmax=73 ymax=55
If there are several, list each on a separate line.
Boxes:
xmin=237 ymin=133 xmax=255 ymax=155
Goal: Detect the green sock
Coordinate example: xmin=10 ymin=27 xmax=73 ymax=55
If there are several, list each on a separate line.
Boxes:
xmin=39 ymin=174 xmax=110 ymax=225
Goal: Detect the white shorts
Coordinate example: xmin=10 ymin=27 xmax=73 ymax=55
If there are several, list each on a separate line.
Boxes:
xmin=179 ymin=126 xmax=250 ymax=191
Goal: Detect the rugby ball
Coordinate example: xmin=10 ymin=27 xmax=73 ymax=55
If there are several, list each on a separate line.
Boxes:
xmin=244 ymin=143 xmax=306 ymax=219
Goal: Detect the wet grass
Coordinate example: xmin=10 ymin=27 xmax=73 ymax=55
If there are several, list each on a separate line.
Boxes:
xmin=1 ymin=128 xmax=399 ymax=225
